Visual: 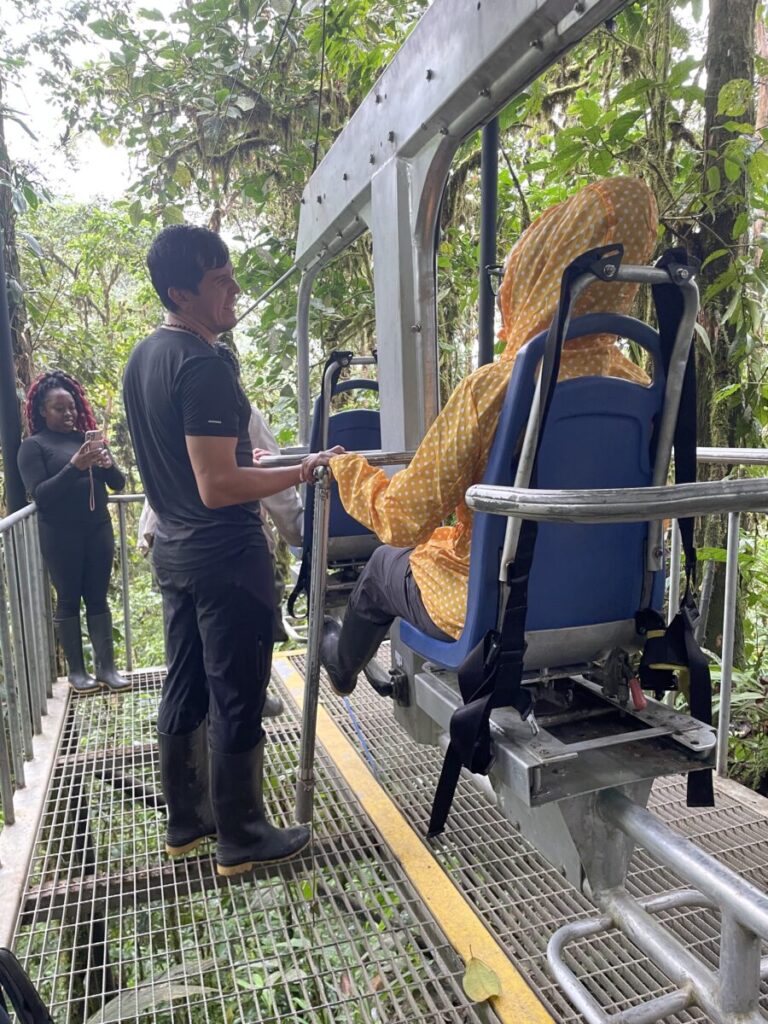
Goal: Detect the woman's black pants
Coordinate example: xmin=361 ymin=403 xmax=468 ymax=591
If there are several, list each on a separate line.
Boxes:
xmin=37 ymin=519 xmax=114 ymax=619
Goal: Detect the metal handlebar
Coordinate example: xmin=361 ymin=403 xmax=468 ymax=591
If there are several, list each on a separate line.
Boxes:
xmin=465 ymin=477 xmax=768 ymax=524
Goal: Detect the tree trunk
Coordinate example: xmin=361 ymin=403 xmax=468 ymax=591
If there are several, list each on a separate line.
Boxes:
xmin=692 ymin=0 xmax=757 ymax=662
xmin=0 ymin=73 xmax=33 ymax=391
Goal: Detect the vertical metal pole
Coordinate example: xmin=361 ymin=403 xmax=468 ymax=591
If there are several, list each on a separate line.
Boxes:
xmin=20 ymin=516 xmax=46 ymax=716
xmin=294 ymin=467 xmax=331 ymax=824
xmin=0 ymin=229 xmax=26 ymax=513
xmin=667 ymin=521 xmax=681 ymax=624
xmin=719 ymin=912 xmax=761 ymax=1014
xmin=717 ymin=511 xmax=740 ymax=777
xmin=478 ymin=117 xmax=499 ymax=368
xmin=6 ymin=528 xmax=34 ymax=755
xmin=117 ymin=502 xmax=133 ymax=672
xmin=0 ymin=537 xmax=24 ymax=782
xmin=10 ymin=526 xmax=40 ymax=736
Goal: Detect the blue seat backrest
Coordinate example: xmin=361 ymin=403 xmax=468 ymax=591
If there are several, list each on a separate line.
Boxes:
xmin=400 ymin=313 xmax=666 ymax=669
xmin=305 ymin=379 xmax=381 ymax=542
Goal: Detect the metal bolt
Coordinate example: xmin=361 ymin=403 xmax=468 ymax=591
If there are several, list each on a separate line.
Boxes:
xmin=574 ymin=0 xmax=585 ymax=10
xmin=388 ymin=130 xmax=395 ymax=142
xmin=439 ymin=127 xmax=449 ymax=136
xmin=342 ymin=172 xmax=348 ymax=181
xmin=603 ymin=263 xmax=616 ymax=278
xmin=676 ymin=268 xmax=690 ymax=281
xmin=375 ymin=94 xmax=382 ymax=104
xmin=300 ymin=197 xmax=306 ymax=204
xmin=530 ymin=38 xmax=543 ymax=49
xmin=421 ymin=122 xmax=428 ymax=131
xmin=316 ymin=195 xmax=322 ymax=204
xmin=653 ymin=546 xmax=664 ymax=558
xmin=479 ymin=87 xmax=491 ymax=98
xmin=411 ymin=322 xmax=422 ymax=333
xmin=425 ymin=68 xmax=434 ymax=80
xmin=369 ymin=153 xmax=375 ymax=164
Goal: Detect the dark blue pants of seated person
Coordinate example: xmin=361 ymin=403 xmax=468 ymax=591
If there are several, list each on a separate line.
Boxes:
xmin=154 ymin=545 xmax=274 ymax=753
xmin=320 ymin=545 xmax=451 ymax=696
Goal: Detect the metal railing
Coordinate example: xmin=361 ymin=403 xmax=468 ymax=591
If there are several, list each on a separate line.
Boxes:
xmin=0 ymin=495 xmax=145 ymax=828
xmin=0 ymin=504 xmax=57 ymax=827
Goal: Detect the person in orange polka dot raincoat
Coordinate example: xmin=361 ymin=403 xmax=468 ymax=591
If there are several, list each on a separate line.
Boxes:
xmin=317 ymin=177 xmax=659 ymax=696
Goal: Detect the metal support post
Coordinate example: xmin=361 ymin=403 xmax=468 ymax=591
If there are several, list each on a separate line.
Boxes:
xmin=717 ymin=511 xmax=740 ymax=777
xmin=719 ymin=912 xmax=762 ymax=1015
xmin=295 ymin=467 xmax=332 ymax=824
xmin=5 ymin=529 xmax=34 ymax=756
xmin=478 ymin=117 xmax=498 ymax=368
xmin=117 ymin=502 xmax=133 ymax=671
xmin=0 ymin=539 xmax=24 ymax=782
xmin=667 ymin=520 xmax=681 ymax=624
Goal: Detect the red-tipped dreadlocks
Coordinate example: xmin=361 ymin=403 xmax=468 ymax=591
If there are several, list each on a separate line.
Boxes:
xmin=24 ymin=372 xmax=98 ymax=435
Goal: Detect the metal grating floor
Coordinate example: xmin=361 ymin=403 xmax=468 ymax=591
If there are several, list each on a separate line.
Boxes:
xmin=11 ymin=668 xmax=494 ymax=1024
xmin=285 ymin=651 xmax=768 ymax=1024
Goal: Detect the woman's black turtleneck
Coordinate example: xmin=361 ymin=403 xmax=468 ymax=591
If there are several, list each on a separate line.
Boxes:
xmin=17 ymin=429 xmax=126 ymax=525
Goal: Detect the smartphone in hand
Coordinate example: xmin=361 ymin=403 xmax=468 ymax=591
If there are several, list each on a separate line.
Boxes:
xmin=84 ymin=429 xmax=104 ymax=453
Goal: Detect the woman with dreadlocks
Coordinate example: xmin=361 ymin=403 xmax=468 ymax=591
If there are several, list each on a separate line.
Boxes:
xmin=17 ymin=371 xmax=130 ymax=693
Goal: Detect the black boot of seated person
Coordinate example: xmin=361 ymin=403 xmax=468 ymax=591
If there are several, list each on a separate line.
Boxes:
xmin=87 ymin=611 xmax=131 ymax=692
xmin=319 ymin=613 xmax=389 ymax=696
xmin=159 ymin=722 xmax=217 ymax=857
xmin=211 ymin=737 xmax=311 ymax=876
xmin=55 ymin=616 xmax=99 ymax=693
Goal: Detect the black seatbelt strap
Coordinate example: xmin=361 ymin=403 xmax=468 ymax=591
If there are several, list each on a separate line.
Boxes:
xmin=638 ymin=248 xmax=713 ymax=807
xmin=0 ymin=949 xmax=53 ymax=1024
xmin=428 ymin=244 xmax=625 ymax=837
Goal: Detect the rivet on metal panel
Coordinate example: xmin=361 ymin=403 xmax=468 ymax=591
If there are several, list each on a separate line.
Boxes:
xmin=369 ymin=153 xmax=376 ymax=164
xmin=421 ymin=122 xmax=428 ymax=130
xmin=301 ymin=197 xmax=306 ymax=204
xmin=375 ymin=94 xmax=382 ymax=104
xmin=342 ymin=172 xmax=348 ymax=181
xmin=425 ymin=68 xmax=433 ymax=80
xmin=316 ymin=195 xmax=322 ymax=204
xmin=530 ymin=38 xmax=543 ymax=49
xmin=574 ymin=0 xmax=585 ymax=11
xmin=411 ymin=323 xmax=422 ymax=333
xmin=439 ymin=127 xmax=449 ymax=136
xmin=479 ymin=87 xmax=491 ymax=98
xmin=388 ymin=130 xmax=395 ymax=142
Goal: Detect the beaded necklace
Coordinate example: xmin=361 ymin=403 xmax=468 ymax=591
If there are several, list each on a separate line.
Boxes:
xmin=163 ymin=319 xmax=214 ymax=346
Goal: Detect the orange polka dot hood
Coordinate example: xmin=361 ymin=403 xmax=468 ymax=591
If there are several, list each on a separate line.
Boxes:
xmin=331 ymin=177 xmax=659 ymax=638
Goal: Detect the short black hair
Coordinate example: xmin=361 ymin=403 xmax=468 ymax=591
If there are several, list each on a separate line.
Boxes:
xmin=147 ymin=224 xmax=230 ymax=312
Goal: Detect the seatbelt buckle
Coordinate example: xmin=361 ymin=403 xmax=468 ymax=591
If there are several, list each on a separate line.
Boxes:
xmin=682 ymin=599 xmax=701 ymax=634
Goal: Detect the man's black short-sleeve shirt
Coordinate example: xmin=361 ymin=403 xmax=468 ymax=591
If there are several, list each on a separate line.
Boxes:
xmin=123 ymin=327 xmax=265 ymax=570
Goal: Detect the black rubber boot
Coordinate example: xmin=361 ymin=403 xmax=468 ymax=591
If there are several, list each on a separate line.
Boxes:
xmin=211 ymin=737 xmax=311 ymax=876
xmin=158 ymin=722 xmax=217 ymax=857
xmin=262 ymin=690 xmax=284 ymax=718
xmin=87 ymin=612 xmax=131 ymax=692
xmin=319 ymin=612 xmax=389 ymax=696
xmin=55 ymin=617 xmax=99 ymax=693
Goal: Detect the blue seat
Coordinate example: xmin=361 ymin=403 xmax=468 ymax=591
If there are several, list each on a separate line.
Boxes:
xmin=399 ymin=313 xmax=666 ymax=670
xmin=306 ymin=378 xmax=381 ymax=561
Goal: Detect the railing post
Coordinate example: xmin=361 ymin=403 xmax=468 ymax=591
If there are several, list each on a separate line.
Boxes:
xmin=117 ymin=502 xmax=133 ymax=672
xmin=5 ymin=530 xmax=35 ymax=757
xmin=294 ymin=467 xmax=332 ymax=824
xmin=10 ymin=527 xmax=41 ymax=736
xmin=20 ymin=516 xmax=48 ymax=715
xmin=716 ymin=510 xmax=740 ymax=777
xmin=0 ymin=538 xmax=25 ymax=783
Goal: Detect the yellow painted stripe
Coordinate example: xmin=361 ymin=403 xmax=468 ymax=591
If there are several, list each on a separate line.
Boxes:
xmin=278 ymin=656 xmax=554 ymax=1024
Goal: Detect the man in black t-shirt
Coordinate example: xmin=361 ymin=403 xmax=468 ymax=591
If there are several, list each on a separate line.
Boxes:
xmin=124 ymin=225 xmax=337 ymax=876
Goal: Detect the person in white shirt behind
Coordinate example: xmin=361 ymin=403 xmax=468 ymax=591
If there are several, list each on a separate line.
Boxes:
xmin=137 ymin=341 xmax=303 ymax=714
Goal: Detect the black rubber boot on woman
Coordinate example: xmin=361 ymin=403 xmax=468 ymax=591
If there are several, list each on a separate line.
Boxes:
xmin=55 ymin=617 xmax=99 ymax=693
xmin=211 ymin=737 xmax=311 ymax=876
xmin=159 ymin=722 xmax=217 ymax=856
xmin=319 ymin=612 xmax=389 ymax=696
xmin=87 ymin=612 xmax=131 ymax=692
